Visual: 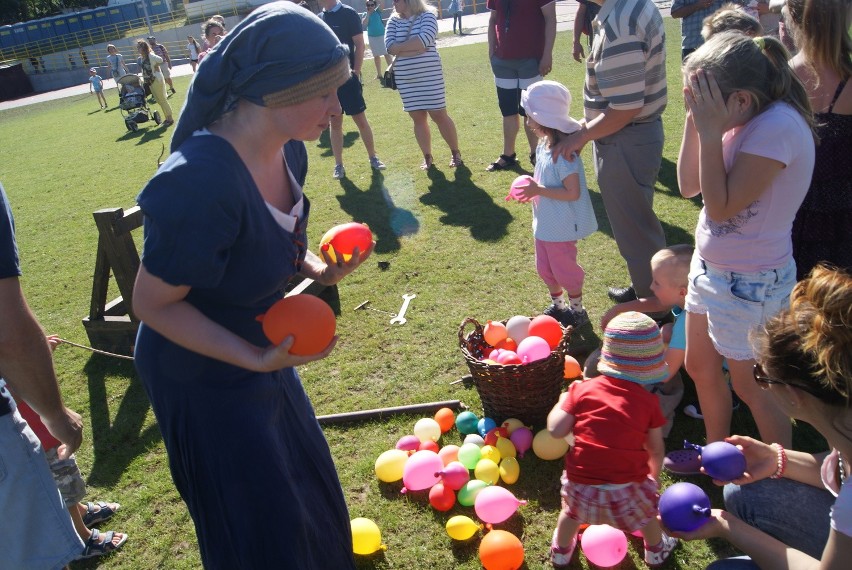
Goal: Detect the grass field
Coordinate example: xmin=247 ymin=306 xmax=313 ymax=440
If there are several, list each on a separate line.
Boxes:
xmin=0 ymin=18 xmax=826 ymax=569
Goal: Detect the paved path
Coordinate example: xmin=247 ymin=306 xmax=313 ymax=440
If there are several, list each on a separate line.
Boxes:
xmin=0 ymin=1 xmax=670 ymax=111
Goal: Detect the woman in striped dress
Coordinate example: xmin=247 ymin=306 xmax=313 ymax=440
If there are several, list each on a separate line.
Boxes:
xmin=386 ymin=0 xmax=462 ymax=170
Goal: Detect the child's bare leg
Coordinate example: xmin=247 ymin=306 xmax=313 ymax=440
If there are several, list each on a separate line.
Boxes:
xmin=639 ymin=516 xmax=662 ymax=546
xmin=68 ymin=504 xmax=91 ymax=540
xmin=554 ymin=511 xmax=581 ymax=548
xmin=728 ymin=358 xmax=792 ymax=447
xmin=684 ymin=311 xmax=729 ymax=442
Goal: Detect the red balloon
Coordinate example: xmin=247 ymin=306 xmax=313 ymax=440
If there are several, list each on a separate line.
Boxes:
xmin=479 ymin=529 xmax=524 ymax=570
xmin=419 ymin=440 xmax=440 ymax=453
xmin=429 ymin=483 xmax=456 ymax=511
xmin=319 ymin=222 xmax=372 ymax=263
xmin=259 ymin=295 xmax=335 ymax=355
xmin=494 ymin=338 xmax=518 ymax=352
xmin=529 ymin=314 xmax=563 ymax=349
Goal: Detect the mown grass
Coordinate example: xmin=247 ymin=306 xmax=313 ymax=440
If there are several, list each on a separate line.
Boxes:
xmin=0 ymin=18 xmax=825 ymax=569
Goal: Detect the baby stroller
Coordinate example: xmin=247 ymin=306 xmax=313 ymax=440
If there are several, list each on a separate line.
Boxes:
xmin=117 ymin=74 xmax=160 ymax=132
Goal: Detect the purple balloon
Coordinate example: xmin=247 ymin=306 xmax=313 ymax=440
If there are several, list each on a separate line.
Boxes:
xmin=509 ymin=427 xmax=533 ymax=458
xmin=396 ymin=434 xmax=421 ymax=451
xmin=700 ymin=441 xmax=747 ymax=481
xmin=659 ymin=482 xmax=711 ymax=532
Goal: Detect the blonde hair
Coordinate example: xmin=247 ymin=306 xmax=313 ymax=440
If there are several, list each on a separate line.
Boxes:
xmin=701 ymin=4 xmax=764 ymax=40
xmin=684 ymin=31 xmax=814 ymax=135
xmin=752 ymin=265 xmax=852 ymax=405
xmin=651 ymin=244 xmax=694 ymax=288
xmin=136 ymin=39 xmax=150 ymax=55
xmin=392 ymin=0 xmax=436 ymax=18
xmin=786 ymin=0 xmax=852 ymax=82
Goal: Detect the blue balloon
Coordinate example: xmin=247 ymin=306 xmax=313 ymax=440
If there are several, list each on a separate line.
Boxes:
xmin=477 ymin=417 xmax=497 ymax=437
xmin=700 ymin=441 xmax=746 ymax=481
xmin=659 ymin=482 xmax=711 ymax=532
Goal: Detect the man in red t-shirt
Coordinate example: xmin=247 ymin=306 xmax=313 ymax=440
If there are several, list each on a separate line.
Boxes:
xmin=485 ymin=0 xmax=557 ymax=172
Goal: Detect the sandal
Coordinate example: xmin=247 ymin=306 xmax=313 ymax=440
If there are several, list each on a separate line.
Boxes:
xmin=663 ymin=448 xmax=702 ymax=475
xmin=80 ymin=528 xmax=128 ymax=558
xmin=82 ymin=501 xmax=120 ymax=527
xmin=420 ymin=154 xmax=434 ymax=170
xmin=449 ymin=150 xmax=463 ymax=168
xmin=485 ymin=153 xmax=517 ymax=172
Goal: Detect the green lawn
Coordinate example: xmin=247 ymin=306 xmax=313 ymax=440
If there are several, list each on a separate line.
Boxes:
xmin=0 ymin=18 xmax=826 ymax=569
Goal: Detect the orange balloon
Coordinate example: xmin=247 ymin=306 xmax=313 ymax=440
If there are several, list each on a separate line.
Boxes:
xmin=529 ymin=315 xmax=563 ymax=349
xmin=564 ymin=355 xmax=582 ymax=379
xmin=494 ymin=338 xmax=517 ymax=352
xmin=479 ymin=529 xmax=524 ymax=570
xmin=319 ymin=222 xmax=373 ymax=263
xmin=434 ymin=407 xmax=455 ymax=433
xmin=483 ymin=320 xmax=508 ymax=346
xmin=260 ymin=295 xmax=336 ymax=355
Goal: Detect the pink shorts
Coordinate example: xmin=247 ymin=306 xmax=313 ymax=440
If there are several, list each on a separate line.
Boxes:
xmin=560 ymin=472 xmax=660 ymax=530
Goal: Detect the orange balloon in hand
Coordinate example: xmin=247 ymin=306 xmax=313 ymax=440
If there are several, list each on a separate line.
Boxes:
xmin=258 ymin=294 xmax=336 ymax=355
xmin=320 ymin=222 xmax=373 ymax=263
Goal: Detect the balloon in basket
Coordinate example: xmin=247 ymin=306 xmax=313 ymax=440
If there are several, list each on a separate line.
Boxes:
xmin=580 ymin=524 xmax=627 ymax=567
xmin=506 ymin=315 xmax=531 ymax=343
xmin=351 ymin=517 xmax=386 ymax=555
xmin=319 ymin=222 xmax=372 ymax=263
xmin=446 ymin=515 xmax=482 ymax=541
xmin=659 ymin=482 xmax=712 ymax=532
xmin=258 ymin=294 xmax=335 ymax=355
xmin=455 ymin=411 xmax=479 ymax=435
xmin=374 ymin=449 xmax=409 ymax=483
xmin=532 ymin=429 xmax=571 ymax=460
xmin=474 ymin=486 xmax=527 ymax=524
xmin=516 ymin=335 xmax=551 ymax=363
xmin=401 ymin=450 xmax=442 ymax=493
xmin=529 ymin=314 xmax=563 ymax=349
xmin=479 ymin=529 xmax=525 ymax=570
xmin=483 ymin=320 xmax=508 ymax=346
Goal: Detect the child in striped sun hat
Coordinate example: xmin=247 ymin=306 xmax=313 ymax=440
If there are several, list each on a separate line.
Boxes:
xmin=546 ymin=311 xmax=677 ymax=568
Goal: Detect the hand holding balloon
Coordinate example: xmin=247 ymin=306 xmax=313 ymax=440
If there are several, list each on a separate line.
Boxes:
xmin=658 ymin=508 xmax=727 ymax=542
xmin=717 ymin=435 xmax=782 ymax=484
xmin=505 ymin=175 xmax=536 ymax=202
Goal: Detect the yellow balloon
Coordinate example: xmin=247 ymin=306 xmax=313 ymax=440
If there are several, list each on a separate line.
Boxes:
xmin=474 ymin=458 xmax=500 ymax=485
xmin=532 ymin=429 xmax=570 ymax=460
xmin=499 ymin=456 xmax=521 ymax=484
xmin=446 ymin=515 xmax=482 ymax=541
xmin=495 ymin=437 xmax=517 ymax=459
xmin=374 ymin=449 xmax=409 ymax=483
xmin=480 ymin=444 xmax=501 ymax=464
xmin=351 ymin=517 xmax=386 ymax=555
xmin=501 ymin=418 xmax=524 ymax=434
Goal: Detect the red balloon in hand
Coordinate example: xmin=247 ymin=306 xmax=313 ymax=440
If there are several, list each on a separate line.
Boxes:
xmin=258 ymin=294 xmax=336 ymax=355
xmin=319 ymin=222 xmax=373 ymax=263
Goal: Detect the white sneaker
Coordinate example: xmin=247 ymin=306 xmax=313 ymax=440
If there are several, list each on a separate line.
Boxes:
xmin=332 ymin=164 xmax=345 ymax=179
xmin=644 ymin=532 xmax=678 ymax=567
xmin=549 ymin=529 xmax=576 ymax=568
xmin=369 ymin=156 xmax=386 ymax=170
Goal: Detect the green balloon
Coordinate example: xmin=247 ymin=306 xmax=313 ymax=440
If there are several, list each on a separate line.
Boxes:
xmin=458 ymin=443 xmax=482 ymax=470
xmin=456 ymin=411 xmax=479 ymax=435
xmin=457 ymin=480 xmax=489 ymax=506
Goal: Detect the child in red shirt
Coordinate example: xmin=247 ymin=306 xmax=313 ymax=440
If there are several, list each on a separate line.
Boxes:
xmin=546 ymin=311 xmax=678 ymax=567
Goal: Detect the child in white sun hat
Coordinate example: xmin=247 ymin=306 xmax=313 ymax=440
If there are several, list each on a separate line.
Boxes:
xmin=513 ymin=80 xmax=598 ymax=329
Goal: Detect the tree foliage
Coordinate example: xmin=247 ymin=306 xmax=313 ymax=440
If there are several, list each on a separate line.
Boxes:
xmin=0 ymin=0 xmax=104 ymax=26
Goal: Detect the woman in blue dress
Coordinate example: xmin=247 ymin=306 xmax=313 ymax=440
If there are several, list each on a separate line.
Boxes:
xmin=132 ymin=3 xmax=370 ymax=567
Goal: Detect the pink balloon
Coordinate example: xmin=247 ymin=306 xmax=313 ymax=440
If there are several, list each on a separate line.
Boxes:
xmin=396 ymin=434 xmax=421 ymax=451
xmin=474 ymin=486 xmax=527 ymax=524
xmin=402 ymin=450 xmax=443 ymax=493
xmin=438 ymin=444 xmax=460 ymax=466
xmin=437 ymin=461 xmax=471 ymax=491
xmin=506 ymin=175 xmax=534 ymax=201
xmin=495 ymin=350 xmax=522 ymax=365
xmin=510 ymin=427 xmax=533 ymax=458
xmin=516 ymin=336 xmax=551 ymax=364
xmin=580 ymin=525 xmax=627 ymax=567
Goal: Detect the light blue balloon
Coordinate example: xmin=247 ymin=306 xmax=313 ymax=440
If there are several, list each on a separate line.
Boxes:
xmin=478 ymin=417 xmax=497 ymax=437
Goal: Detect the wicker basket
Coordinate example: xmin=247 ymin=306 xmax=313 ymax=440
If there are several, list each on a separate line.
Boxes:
xmin=458 ymin=317 xmax=572 ymax=429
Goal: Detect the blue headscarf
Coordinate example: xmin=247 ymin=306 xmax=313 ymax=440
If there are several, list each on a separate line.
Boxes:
xmin=171 ymin=2 xmax=350 ymax=152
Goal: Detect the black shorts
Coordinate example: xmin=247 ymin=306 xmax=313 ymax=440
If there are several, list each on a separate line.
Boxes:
xmin=337 ymin=73 xmax=367 ymax=116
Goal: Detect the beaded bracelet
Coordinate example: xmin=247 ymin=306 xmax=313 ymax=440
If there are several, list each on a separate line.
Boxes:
xmin=770 ymin=443 xmax=787 ymax=479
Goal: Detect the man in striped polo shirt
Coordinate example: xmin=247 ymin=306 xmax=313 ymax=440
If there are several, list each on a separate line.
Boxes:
xmin=555 ymin=0 xmax=667 ymax=305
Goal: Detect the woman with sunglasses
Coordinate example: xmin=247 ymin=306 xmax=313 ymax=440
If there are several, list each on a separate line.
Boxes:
xmin=663 ymin=265 xmax=852 ymax=569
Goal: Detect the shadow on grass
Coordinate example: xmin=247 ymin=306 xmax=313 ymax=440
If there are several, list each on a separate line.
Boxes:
xmin=335 ymin=170 xmax=419 ymax=256
xmin=83 ymin=355 xmax=161 ymax=488
xmin=420 ymin=164 xmax=513 ymax=242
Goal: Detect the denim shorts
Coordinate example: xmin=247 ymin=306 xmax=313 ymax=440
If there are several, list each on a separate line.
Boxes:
xmin=684 ymin=253 xmax=796 ymax=361
xmin=0 ymin=410 xmax=84 ymax=567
